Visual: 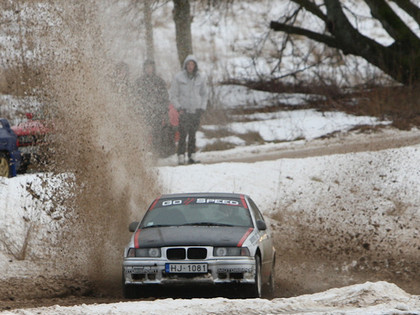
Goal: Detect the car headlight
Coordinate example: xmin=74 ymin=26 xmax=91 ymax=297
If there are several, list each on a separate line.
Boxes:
xmin=213 ymin=247 xmax=250 ymax=256
xmin=127 ymin=248 xmax=161 ymax=257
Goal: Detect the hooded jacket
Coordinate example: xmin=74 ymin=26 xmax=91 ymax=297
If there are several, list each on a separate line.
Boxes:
xmin=169 ymin=55 xmax=208 ymax=113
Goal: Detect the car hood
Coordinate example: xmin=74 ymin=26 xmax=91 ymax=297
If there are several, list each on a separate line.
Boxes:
xmin=134 ymin=226 xmax=253 ymax=248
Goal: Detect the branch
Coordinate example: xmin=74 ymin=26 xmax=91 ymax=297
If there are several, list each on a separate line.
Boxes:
xmin=291 ymin=0 xmax=328 ymax=23
xmin=322 ymin=1 xmax=386 ymax=54
xmin=365 ymin=0 xmax=420 ymax=47
xmin=270 ymin=21 xmax=338 ymax=49
xmin=324 ymin=0 xmax=359 ymax=36
xmin=390 ymin=0 xmax=420 ymax=26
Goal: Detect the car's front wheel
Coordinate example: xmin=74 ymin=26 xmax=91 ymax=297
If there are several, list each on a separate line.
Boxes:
xmin=123 ymin=283 xmax=140 ymax=299
xmin=243 ymin=255 xmax=262 ymax=298
xmin=122 ymin=271 xmax=141 ymax=299
xmin=0 ymin=152 xmax=10 ymax=177
xmin=263 ymin=261 xmax=275 ymax=298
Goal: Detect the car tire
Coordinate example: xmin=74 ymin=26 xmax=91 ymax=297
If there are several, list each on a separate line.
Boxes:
xmin=123 ymin=283 xmax=139 ymax=299
xmin=122 ymin=271 xmax=141 ymax=299
xmin=243 ymin=255 xmax=262 ymax=298
xmin=17 ymin=153 xmax=30 ymax=174
xmin=0 ymin=152 xmax=10 ymax=177
xmin=263 ymin=261 xmax=275 ymax=298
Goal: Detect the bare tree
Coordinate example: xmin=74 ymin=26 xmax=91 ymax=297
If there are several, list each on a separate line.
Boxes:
xmin=173 ymin=0 xmax=193 ymax=67
xmin=270 ymin=0 xmax=420 ymax=85
xmin=144 ymin=0 xmax=155 ymax=61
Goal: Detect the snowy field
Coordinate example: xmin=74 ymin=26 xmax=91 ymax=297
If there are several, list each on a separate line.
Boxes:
xmin=1 ymin=282 xmax=419 ymax=314
xmin=1 ymin=121 xmax=420 ymax=313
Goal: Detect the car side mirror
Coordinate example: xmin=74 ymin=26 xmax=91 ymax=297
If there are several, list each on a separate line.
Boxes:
xmin=129 ymin=221 xmax=139 ymax=232
xmin=256 ymin=220 xmax=267 ymax=231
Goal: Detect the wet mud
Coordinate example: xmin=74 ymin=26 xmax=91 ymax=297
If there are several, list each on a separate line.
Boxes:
xmin=1 ymin=1 xmax=160 ymax=307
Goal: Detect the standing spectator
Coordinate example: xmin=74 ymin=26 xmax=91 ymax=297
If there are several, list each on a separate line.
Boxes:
xmin=135 ymin=59 xmax=171 ymax=157
xmin=170 ymin=55 xmax=208 ymax=165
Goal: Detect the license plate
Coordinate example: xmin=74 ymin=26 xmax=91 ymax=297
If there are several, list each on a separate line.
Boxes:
xmin=165 ymin=263 xmax=208 ymax=273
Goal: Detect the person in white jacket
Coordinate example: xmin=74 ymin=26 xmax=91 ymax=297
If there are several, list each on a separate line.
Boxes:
xmin=170 ymin=55 xmax=208 ymax=164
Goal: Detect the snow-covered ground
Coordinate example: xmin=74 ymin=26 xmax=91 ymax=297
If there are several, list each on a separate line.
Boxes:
xmin=1 ymin=282 xmax=419 ymax=314
xmin=1 ymin=121 xmax=420 ymax=313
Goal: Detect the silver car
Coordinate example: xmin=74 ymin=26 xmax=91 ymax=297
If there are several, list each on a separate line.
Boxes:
xmin=122 ymin=192 xmax=276 ymax=298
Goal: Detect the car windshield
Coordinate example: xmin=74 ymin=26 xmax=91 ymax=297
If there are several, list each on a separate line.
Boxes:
xmin=140 ymin=197 xmax=253 ymax=228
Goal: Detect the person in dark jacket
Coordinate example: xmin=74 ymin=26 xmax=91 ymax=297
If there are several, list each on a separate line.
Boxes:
xmin=135 ymin=59 xmax=172 ymax=157
xmin=169 ymin=55 xmax=208 ymax=165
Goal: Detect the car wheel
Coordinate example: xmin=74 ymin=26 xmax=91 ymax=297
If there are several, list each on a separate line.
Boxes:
xmin=0 ymin=152 xmax=10 ymax=177
xmin=122 ymin=271 xmax=140 ymax=299
xmin=263 ymin=261 xmax=275 ymax=298
xmin=243 ymin=255 xmax=262 ymax=298
xmin=123 ymin=283 xmax=139 ymax=299
xmin=17 ymin=154 xmax=30 ymax=174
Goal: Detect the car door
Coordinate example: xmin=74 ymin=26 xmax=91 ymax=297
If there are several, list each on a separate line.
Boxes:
xmin=247 ymin=197 xmax=274 ymax=280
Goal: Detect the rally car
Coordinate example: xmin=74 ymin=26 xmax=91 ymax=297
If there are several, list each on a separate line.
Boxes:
xmin=122 ymin=192 xmax=276 ymax=299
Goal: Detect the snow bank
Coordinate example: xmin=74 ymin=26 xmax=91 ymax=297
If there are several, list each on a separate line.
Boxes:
xmin=2 ymin=282 xmax=419 ymax=314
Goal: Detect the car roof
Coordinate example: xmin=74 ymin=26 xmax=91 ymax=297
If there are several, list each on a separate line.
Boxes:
xmin=160 ymin=192 xmax=250 ymax=199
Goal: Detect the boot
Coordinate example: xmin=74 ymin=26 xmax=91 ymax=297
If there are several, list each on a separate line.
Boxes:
xmin=188 ymin=153 xmax=199 ymax=164
xmin=178 ymin=154 xmax=185 ymax=165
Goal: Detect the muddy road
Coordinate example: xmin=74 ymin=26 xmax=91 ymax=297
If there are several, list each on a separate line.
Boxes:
xmin=200 ymin=129 xmax=420 ymax=164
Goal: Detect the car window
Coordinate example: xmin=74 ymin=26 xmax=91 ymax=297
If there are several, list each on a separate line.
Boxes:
xmin=247 ymin=198 xmax=265 ymax=223
xmin=140 ymin=197 xmax=253 ymax=228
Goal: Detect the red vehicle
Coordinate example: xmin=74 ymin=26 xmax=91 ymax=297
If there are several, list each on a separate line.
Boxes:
xmin=11 ymin=113 xmax=51 ymax=172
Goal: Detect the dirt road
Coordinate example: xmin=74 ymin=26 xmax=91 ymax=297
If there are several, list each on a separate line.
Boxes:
xmin=201 ymin=128 xmax=420 ymax=164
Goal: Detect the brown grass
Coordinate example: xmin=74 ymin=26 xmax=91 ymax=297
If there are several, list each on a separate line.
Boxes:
xmin=238 ymin=131 xmax=265 ymax=145
xmin=200 ymin=106 xmax=230 ymax=125
xmin=352 ymin=85 xmax=420 ymax=129
xmin=201 ymin=141 xmax=236 ymax=152
xmin=221 ymin=80 xmax=420 ymax=130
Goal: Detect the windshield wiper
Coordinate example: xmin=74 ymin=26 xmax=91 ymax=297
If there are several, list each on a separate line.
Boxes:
xmin=180 ymin=222 xmax=235 ymax=227
xmin=142 ymin=223 xmax=237 ymax=228
xmin=142 ymin=224 xmax=177 ymax=229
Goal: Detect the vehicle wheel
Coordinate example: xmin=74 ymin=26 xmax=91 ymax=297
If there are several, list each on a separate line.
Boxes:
xmin=123 ymin=283 xmax=139 ymax=299
xmin=244 ymin=255 xmax=262 ymax=298
xmin=0 ymin=152 xmax=10 ymax=177
xmin=17 ymin=154 xmax=30 ymax=174
xmin=122 ymin=271 xmax=140 ymax=299
xmin=263 ymin=262 xmax=275 ymax=298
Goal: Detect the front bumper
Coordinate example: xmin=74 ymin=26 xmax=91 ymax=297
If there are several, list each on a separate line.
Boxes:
xmin=123 ymin=257 xmax=256 ymax=286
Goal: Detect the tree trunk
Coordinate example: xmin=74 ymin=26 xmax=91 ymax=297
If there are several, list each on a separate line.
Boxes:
xmin=144 ymin=0 xmax=154 ymax=62
xmin=270 ymin=0 xmax=420 ymax=85
xmin=173 ymin=0 xmax=193 ymax=68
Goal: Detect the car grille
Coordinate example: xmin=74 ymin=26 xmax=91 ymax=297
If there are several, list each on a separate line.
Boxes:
xmin=167 ymin=248 xmax=186 ymax=260
xmin=188 ymin=248 xmax=207 ymax=259
xmin=166 ymin=247 xmax=207 ymax=260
